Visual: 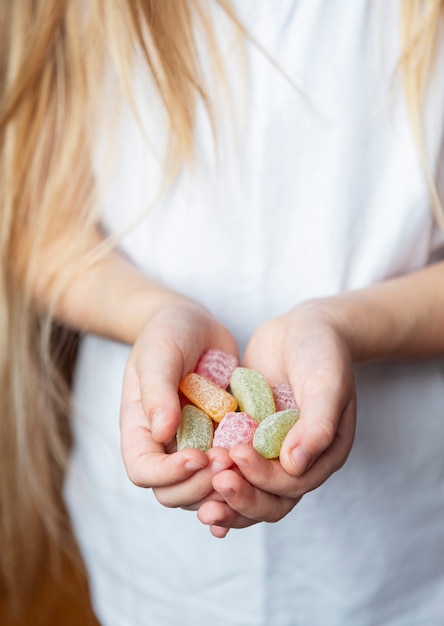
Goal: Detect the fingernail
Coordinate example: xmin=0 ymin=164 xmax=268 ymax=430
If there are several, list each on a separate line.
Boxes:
xmin=290 ymin=446 xmax=311 ymax=475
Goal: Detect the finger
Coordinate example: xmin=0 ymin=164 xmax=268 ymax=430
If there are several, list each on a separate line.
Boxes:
xmin=229 ymin=398 xmax=355 ymax=498
xmin=228 ymin=445 xmax=305 ymax=499
xmin=129 ymin=323 xmax=238 ymax=443
xmin=130 ymin=335 xmax=187 ymax=443
xmin=279 ymin=379 xmax=354 ymax=476
xmin=120 ymin=392 xmax=209 ymax=487
xmin=154 ymin=485 xmax=224 ymax=510
xmin=211 ymin=468 xmax=298 ymax=523
xmin=197 ymin=499 xmax=257 ymax=530
xmin=153 ymin=448 xmax=233 ymax=508
xmin=124 ymin=448 xmax=209 ymax=489
xmin=210 ymin=525 xmax=230 ymax=539
xmin=180 ymin=490 xmax=227 ymax=511
xmin=282 ymin=400 xmax=357 ymax=492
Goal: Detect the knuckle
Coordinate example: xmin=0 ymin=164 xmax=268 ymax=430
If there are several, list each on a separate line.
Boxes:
xmin=127 ymin=472 xmax=145 ymax=489
xmin=330 ymin=449 xmax=349 ymax=474
xmin=153 ymin=488 xmax=179 ymax=508
xmin=125 ymin=463 xmax=149 ymax=489
xmin=267 ymin=508 xmax=286 ymax=523
xmin=265 ymin=498 xmax=299 ymax=523
xmin=287 ymin=487 xmax=304 ymax=500
xmin=314 ymin=420 xmax=336 ymax=449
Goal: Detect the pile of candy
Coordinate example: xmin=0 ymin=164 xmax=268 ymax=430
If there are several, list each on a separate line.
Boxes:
xmin=177 ymin=349 xmax=300 ymax=459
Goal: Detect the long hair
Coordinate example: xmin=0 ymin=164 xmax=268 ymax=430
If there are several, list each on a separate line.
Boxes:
xmin=0 ymin=0 xmax=442 ymax=606
xmin=0 ymin=0 xmax=235 ymax=603
xmin=399 ymin=0 xmax=444 ymax=228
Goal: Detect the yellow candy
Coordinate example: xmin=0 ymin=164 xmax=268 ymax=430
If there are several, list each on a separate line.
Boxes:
xmin=179 ymin=372 xmax=238 ymax=423
xmin=229 ymin=367 xmax=275 ymax=422
xmin=176 ymin=405 xmax=214 ymax=452
xmin=253 ymin=409 xmax=300 ymax=458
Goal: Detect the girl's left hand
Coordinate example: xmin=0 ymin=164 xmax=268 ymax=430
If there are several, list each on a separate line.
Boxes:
xmin=197 ymin=301 xmax=357 ymax=537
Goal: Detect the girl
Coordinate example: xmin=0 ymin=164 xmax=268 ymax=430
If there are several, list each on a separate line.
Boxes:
xmin=2 ymin=1 xmax=444 ymax=624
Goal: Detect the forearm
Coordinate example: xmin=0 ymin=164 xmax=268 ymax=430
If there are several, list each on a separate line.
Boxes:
xmin=35 ymin=228 xmax=182 ymax=345
xmin=59 ymin=252 xmax=180 ymax=344
xmin=303 ymin=260 xmax=444 ymax=362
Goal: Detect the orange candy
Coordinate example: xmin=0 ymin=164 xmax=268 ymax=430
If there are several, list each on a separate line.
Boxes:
xmin=179 ymin=372 xmax=238 ymax=423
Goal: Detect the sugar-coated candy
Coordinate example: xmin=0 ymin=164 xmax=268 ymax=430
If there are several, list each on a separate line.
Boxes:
xmin=253 ymin=409 xmax=300 ymax=459
xmin=213 ymin=411 xmax=258 ymax=449
xmin=272 ymin=384 xmax=298 ymax=411
xmin=229 ymin=367 xmax=275 ymax=422
xmin=179 ymin=372 xmax=238 ymax=422
xmin=194 ymin=349 xmax=239 ymax=389
xmin=176 ymin=405 xmax=214 ymax=452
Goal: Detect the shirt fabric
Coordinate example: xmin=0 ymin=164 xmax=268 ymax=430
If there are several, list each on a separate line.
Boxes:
xmin=64 ymin=1 xmax=444 ymax=624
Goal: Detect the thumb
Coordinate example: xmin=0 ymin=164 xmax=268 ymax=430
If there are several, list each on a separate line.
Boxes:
xmin=279 ymin=388 xmax=342 ymax=477
xmin=121 ymin=352 xmax=183 ymax=446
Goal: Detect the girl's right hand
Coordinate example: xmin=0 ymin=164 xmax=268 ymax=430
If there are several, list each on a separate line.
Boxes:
xmin=119 ymin=295 xmax=237 ymax=510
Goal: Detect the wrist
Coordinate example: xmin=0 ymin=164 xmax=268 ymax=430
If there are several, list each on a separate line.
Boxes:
xmin=293 ymin=291 xmax=401 ymax=363
xmin=53 ymin=244 xmax=204 ymax=344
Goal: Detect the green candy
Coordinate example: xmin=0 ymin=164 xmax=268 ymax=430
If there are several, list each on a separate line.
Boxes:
xmin=176 ymin=405 xmax=214 ymax=452
xmin=253 ymin=409 xmax=300 ymax=459
xmin=229 ymin=367 xmax=276 ymax=422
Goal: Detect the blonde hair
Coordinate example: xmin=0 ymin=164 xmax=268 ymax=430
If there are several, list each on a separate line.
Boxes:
xmin=0 ymin=0 xmax=443 ymax=607
xmin=400 ymin=0 xmax=444 ymax=229
xmin=0 ymin=0 xmax=234 ymax=604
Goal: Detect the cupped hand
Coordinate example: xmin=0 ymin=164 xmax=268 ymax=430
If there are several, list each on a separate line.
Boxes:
xmin=119 ymin=294 xmax=237 ymax=509
xmin=198 ymin=299 xmax=357 ymax=535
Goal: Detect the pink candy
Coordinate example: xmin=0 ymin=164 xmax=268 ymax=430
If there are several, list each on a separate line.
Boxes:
xmin=194 ymin=348 xmax=238 ymax=389
xmin=213 ymin=411 xmax=258 ymax=449
xmin=272 ymin=384 xmax=298 ymax=411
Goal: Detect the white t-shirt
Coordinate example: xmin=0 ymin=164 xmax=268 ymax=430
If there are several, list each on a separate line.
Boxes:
xmin=64 ymin=1 xmax=444 ymax=624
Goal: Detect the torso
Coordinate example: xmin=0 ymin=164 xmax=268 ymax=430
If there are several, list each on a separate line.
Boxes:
xmin=65 ymin=2 xmax=444 ymax=624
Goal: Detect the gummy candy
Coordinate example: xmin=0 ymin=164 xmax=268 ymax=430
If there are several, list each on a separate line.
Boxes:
xmin=272 ymin=384 xmax=298 ymax=411
xmin=176 ymin=404 xmax=214 ymax=452
xmin=229 ymin=367 xmax=276 ymax=422
xmin=178 ymin=357 xmax=301 ymax=459
xmin=195 ymin=349 xmax=238 ymax=389
xmin=179 ymin=372 xmax=238 ymax=422
xmin=253 ymin=409 xmax=300 ymax=458
xmin=213 ymin=411 xmax=258 ymax=449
